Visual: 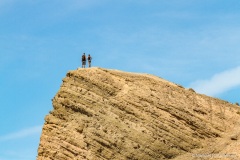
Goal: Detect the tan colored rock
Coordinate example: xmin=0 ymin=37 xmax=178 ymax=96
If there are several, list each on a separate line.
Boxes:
xmin=37 ymin=67 xmax=240 ymax=160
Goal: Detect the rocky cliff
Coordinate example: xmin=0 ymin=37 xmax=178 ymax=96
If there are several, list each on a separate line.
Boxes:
xmin=37 ymin=68 xmax=240 ymax=160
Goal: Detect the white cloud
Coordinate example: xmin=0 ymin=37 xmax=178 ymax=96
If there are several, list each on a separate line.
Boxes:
xmin=189 ymin=66 xmax=240 ymax=96
xmin=0 ymin=126 xmax=42 ymax=142
xmin=0 ymin=149 xmax=37 ymax=160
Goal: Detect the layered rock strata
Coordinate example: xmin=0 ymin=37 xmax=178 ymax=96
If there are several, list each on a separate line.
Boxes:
xmin=37 ymin=68 xmax=240 ymax=160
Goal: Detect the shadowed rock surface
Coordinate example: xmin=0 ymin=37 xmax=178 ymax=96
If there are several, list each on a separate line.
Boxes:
xmin=37 ymin=68 xmax=240 ymax=160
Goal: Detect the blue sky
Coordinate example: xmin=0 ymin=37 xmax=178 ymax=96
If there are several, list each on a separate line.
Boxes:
xmin=1 ymin=0 xmax=240 ymax=159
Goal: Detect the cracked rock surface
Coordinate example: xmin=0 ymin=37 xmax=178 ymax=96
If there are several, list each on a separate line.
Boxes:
xmin=37 ymin=68 xmax=240 ymax=160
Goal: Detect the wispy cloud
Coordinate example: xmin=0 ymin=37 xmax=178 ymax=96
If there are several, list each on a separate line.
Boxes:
xmin=0 ymin=149 xmax=38 ymax=160
xmin=189 ymin=66 xmax=240 ymax=96
xmin=0 ymin=126 xmax=42 ymax=142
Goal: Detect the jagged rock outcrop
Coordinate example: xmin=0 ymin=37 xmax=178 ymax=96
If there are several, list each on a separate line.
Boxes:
xmin=37 ymin=68 xmax=240 ymax=160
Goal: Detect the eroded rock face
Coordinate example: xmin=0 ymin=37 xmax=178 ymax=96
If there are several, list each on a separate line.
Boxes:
xmin=37 ymin=68 xmax=240 ymax=160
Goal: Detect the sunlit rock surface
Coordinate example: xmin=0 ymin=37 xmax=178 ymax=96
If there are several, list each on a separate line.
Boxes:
xmin=37 ymin=68 xmax=240 ymax=160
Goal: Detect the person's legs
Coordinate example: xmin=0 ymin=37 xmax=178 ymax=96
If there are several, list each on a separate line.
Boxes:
xmin=84 ymin=61 xmax=86 ymax=68
xmin=88 ymin=61 xmax=91 ymax=67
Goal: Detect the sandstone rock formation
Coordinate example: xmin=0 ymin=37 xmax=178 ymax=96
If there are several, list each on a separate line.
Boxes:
xmin=37 ymin=68 xmax=240 ymax=160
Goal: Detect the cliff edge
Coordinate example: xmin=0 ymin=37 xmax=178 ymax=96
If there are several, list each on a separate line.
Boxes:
xmin=37 ymin=67 xmax=240 ymax=160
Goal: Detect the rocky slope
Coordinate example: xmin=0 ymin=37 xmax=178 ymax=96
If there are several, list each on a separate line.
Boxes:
xmin=37 ymin=68 xmax=240 ymax=160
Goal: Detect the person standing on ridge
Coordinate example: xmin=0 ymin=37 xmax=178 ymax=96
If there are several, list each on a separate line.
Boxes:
xmin=88 ymin=54 xmax=92 ymax=68
xmin=82 ymin=53 xmax=86 ymax=68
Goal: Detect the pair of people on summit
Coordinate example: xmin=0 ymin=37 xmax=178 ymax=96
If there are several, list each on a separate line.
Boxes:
xmin=82 ymin=53 xmax=92 ymax=68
